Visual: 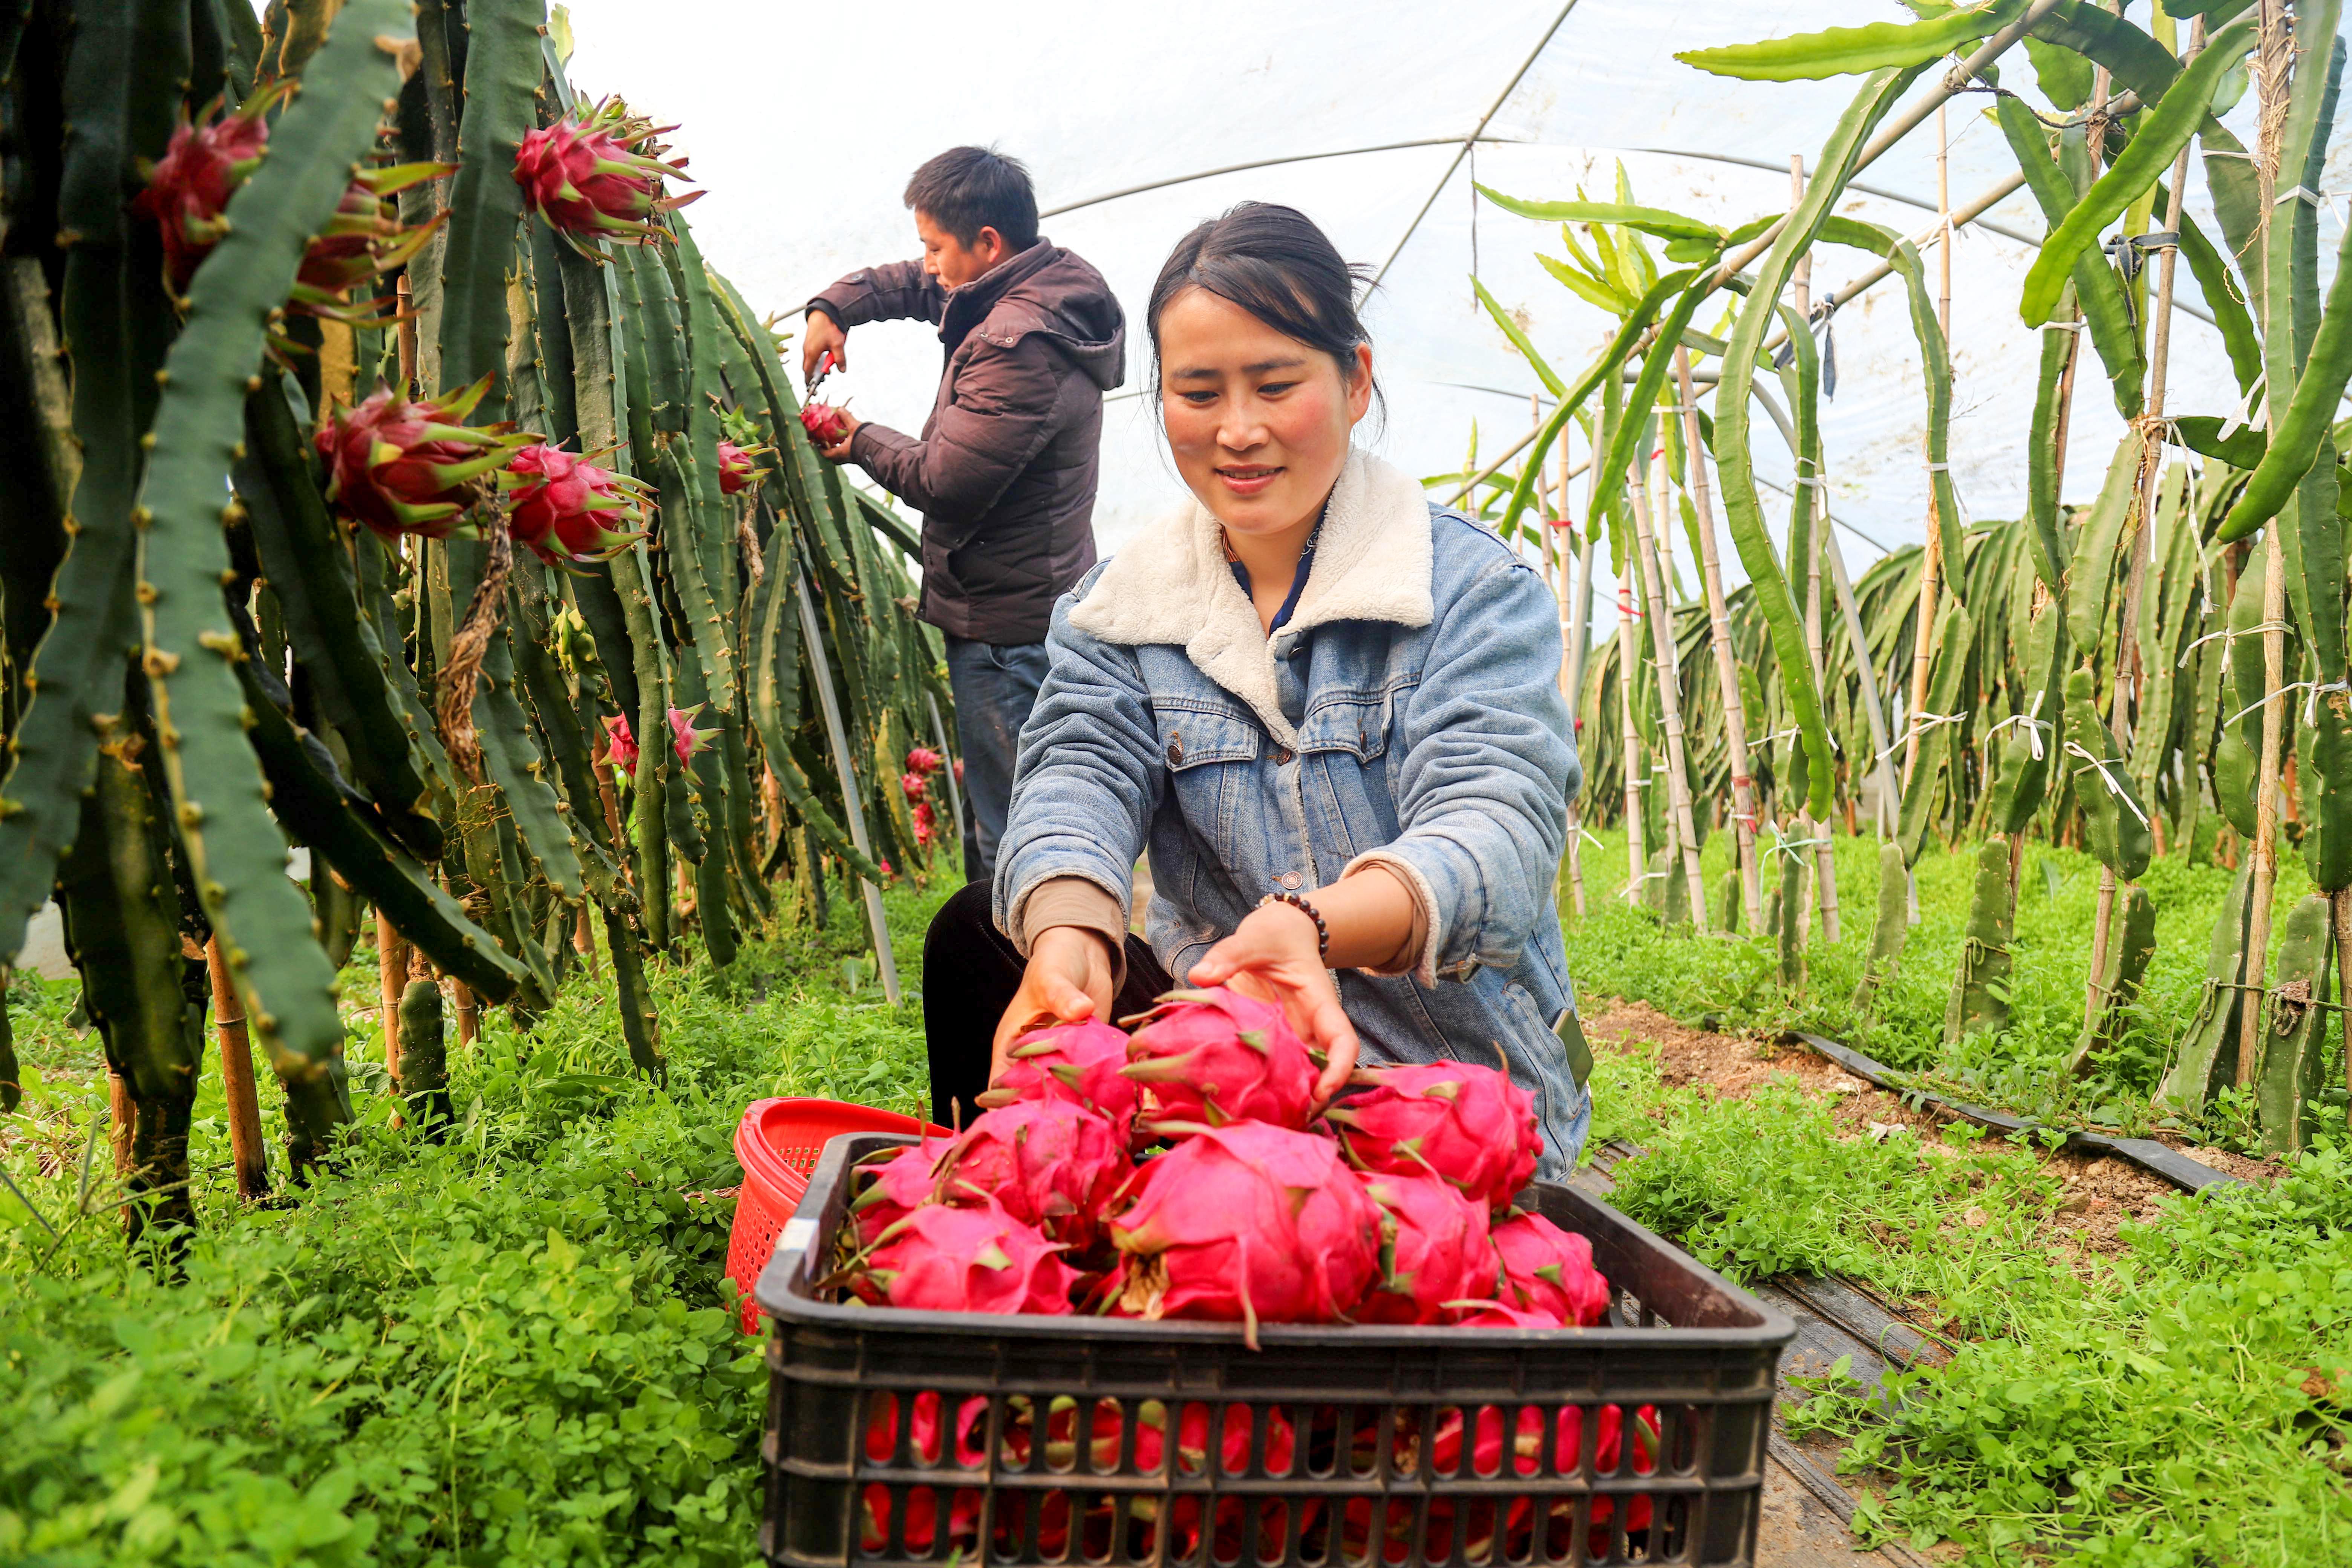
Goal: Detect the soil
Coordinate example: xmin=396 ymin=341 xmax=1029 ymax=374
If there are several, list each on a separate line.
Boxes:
xmin=1581 ymin=998 xmax=2277 ymax=1267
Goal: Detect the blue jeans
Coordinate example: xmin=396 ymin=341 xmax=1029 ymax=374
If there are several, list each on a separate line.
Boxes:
xmin=943 ymin=635 xmax=1050 ymax=883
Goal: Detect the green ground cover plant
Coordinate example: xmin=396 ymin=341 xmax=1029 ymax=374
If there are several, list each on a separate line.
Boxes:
xmin=0 ymin=881 xmax=948 ymax=1566
xmin=1593 ymin=1037 xmax=2352 ymax=1565
xmin=1565 ymin=825 xmax=2328 ymax=1144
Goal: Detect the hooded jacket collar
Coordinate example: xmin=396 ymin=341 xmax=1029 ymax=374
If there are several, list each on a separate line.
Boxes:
xmin=940 ymin=240 xmax=1126 ymax=390
xmin=1068 ymin=450 xmax=1433 ymax=743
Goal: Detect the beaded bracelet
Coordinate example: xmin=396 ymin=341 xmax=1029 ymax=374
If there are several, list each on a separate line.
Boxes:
xmin=1257 ymin=891 xmax=1330 ymax=959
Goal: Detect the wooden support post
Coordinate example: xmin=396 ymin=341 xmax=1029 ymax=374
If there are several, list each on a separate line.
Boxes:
xmin=376 ymin=907 xmax=406 ymax=1081
xmin=2240 ymin=526 xmax=2289 ymax=1084
xmin=206 ymin=934 xmax=270 ymax=1200
xmin=452 ymin=977 xmax=478 ymax=1046
xmin=1628 ymin=453 xmax=1709 ymax=929
xmin=799 ymin=570 xmax=902 ymax=1004
xmin=1678 ymin=348 xmax=1762 ymax=933
xmin=107 ymin=1072 xmax=135 ymax=1179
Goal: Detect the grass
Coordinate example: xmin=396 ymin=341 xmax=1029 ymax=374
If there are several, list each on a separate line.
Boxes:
xmin=0 ymin=876 xmax=951 ymax=1566
xmin=1574 ymin=833 xmax=2352 ymax=1565
xmin=1563 ymin=824 xmax=2331 ymax=1142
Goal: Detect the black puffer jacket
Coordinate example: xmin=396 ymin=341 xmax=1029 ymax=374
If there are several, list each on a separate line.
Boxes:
xmin=808 ymin=241 xmax=1125 ymax=644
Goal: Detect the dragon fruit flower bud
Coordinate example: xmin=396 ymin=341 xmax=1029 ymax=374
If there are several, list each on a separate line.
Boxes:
xmin=851 ymin=1199 xmax=1078 ymax=1316
xmin=1326 ymin=1061 xmax=1541 ymax=1211
xmin=1122 ymin=986 xmax=1318 ymax=1133
xmin=511 ymin=95 xmax=700 ymax=256
xmin=1109 ymin=1122 xmax=1380 ymax=1348
xmin=668 ymin=703 xmax=721 ymax=763
xmin=504 ymin=442 xmax=651 ymax=565
xmin=313 ymin=376 xmax=531 ymax=542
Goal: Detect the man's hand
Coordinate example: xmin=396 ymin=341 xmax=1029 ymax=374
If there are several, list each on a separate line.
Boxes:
xmin=801 ymin=310 xmax=847 ymax=383
xmin=989 ymin=926 xmax=1117 ymax=1090
xmin=1187 ymin=902 xmax=1360 ymax=1106
xmin=817 ymin=409 xmax=862 ymax=462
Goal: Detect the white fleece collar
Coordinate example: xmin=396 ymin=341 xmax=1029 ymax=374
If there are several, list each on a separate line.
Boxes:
xmin=1069 ymin=449 xmax=1434 ymax=744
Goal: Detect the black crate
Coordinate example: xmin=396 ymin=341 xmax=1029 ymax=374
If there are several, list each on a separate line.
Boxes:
xmin=756 ymin=1133 xmax=1793 ymax=1568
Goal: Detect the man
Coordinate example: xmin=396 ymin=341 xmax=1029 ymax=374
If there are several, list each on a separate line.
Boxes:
xmin=803 ymin=146 xmax=1125 ymax=882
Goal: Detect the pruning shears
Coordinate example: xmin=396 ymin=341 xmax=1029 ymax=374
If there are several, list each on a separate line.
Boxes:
xmin=806 ymin=349 xmax=838 ymax=402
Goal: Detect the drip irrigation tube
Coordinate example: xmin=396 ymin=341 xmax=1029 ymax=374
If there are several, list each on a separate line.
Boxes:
xmin=1784 ymin=1030 xmax=2247 ymax=1194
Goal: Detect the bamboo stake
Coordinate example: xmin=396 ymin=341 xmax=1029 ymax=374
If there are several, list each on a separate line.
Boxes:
xmin=1628 ymin=448 xmax=1709 ymax=928
xmin=1616 ymin=575 xmax=1645 ymax=905
xmin=107 ymin=1073 xmax=133 ymax=1179
xmin=1902 ymin=111 xmax=1956 ymax=789
xmin=799 ymin=569 xmax=902 ymax=1004
xmin=1792 ymin=155 xmax=1840 ymax=945
xmin=376 ymin=908 xmax=406 ymax=1075
xmin=207 ymin=934 xmax=270 ymax=1200
xmin=452 ymin=977 xmax=478 ymax=1046
xmin=1677 ymin=347 xmax=1762 ymax=932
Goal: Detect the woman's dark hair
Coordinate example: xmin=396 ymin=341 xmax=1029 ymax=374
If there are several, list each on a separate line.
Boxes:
xmin=1147 ymin=203 xmax=1381 ymax=416
xmin=903 ymin=145 xmax=1039 ymax=253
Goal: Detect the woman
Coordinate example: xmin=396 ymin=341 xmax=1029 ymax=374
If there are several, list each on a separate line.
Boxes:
xmin=921 ymin=203 xmax=1592 ymax=1178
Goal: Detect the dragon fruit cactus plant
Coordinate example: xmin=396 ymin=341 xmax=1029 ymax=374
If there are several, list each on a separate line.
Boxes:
xmin=929 ymin=1099 xmax=1131 ymax=1249
xmin=313 ymin=377 xmax=532 ymax=542
xmin=1121 ymin=986 xmax=1318 ymax=1132
xmin=504 ymin=443 xmax=650 ymax=564
xmin=977 ymin=1018 xmax=1142 ymax=1141
xmin=850 ymin=1198 xmax=1078 ymax=1315
xmin=1327 ymin=1061 xmax=1542 ymax=1210
xmin=511 ymin=96 xmax=700 ymax=256
xmin=1108 ymin=1121 xmax=1378 ymax=1346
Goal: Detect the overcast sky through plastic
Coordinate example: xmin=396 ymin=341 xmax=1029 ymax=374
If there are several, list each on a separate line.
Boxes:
xmin=555 ymin=0 xmax=2347 ymax=622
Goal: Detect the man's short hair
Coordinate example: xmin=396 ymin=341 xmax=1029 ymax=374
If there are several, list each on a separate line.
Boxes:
xmin=903 ymin=146 xmax=1039 ymax=253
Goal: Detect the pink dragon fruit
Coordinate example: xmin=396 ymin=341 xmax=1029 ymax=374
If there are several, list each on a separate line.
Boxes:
xmin=977 ymin=1018 xmax=1141 ymax=1138
xmin=135 ymin=87 xmax=277 ymax=289
xmin=1122 ymin=986 xmax=1318 ymax=1132
xmin=715 ymin=438 xmax=766 ymax=495
xmin=849 ymin=1141 xmax=947 ymax=1246
xmin=1326 ymin=1061 xmax=1541 ymax=1210
xmin=314 ymin=378 xmax=530 ymax=542
xmin=801 ymin=402 xmax=854 ymax=446
xmin=668 ymin=703 xmax=720 ymax=763
xmin=1109 ymin=1122 xmax=1379 ymax=1346
xmin=931 ymin=1099 xmax=1130 ymax=1249
xmin=1356 ymin=1173 xmax=1498 ymax=1325
xmin=851 ymin=1199 xmax=1078 ymax=1315
xmin=504 ymin=443 xmax=650 ymax=564
xmin=288 ymin=163 xmax=454 ymax=325
xmin=906 ymin=745 xmax=943 ymax=777
xmin=1490 ymin=1210 xmax=1611 ymax=1327
xmin=511 ymin=96 xmax=700 ymax=256
xmin=601 ymin=713 xmax=639 ymax=772
xmin=899 ymin=770 xmax=928 ymax=803
xmin=1448 ymin=1298 xmax=1566 ymax=1330
xmin=912 ymin=800 xmax=937 ymax=848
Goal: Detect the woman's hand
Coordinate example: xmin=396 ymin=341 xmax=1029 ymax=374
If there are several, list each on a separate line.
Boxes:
xmin=989 ymin=925 xmax=1118 ymax=1090
xmin=1187 ymin=902 xmax=1359 ymax=1105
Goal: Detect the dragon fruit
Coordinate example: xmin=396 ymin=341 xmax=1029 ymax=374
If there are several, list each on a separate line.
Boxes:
xmin=849 ymin=1141 xmax=948 ymax=1246
xmin=851 ymin=1199 xmax=1078 ymax=1315
xmin=931 ymin=1099 xmax=1130 ymax=1249
xmin=668 ymin=703 xmax=721 ymax=763
xmin=503 ymin=443 xmax=650 ymax=564
xmin=1327 ymin=1061 xmax=1541 ymax=1210
xmin=899 ymin=770 xmax=928 ymax=803
xmin=1448 ymin=1297 xmax=1565 ymax=1329
xmin=906 ymin=745 xmax=943 ymax=777
xmin=511 ymin=96 xmax=700 ymax=255
xmin=1109 ymin=1121 xmax=1379 ymax=1346
xmin=1405 ymin=1404 xmax=1655 ymax=1559
xmin=1122 ymin=986 xmax=1317 ymax=1132
xmin=1356 ymin=1173 xmax=1497 ymax=1325
xmin=288 ymin=163 xmax=454 ymax=324
xmin=715 ymin=438 xmax=766 ymax=495
xmin=135 ymin=88 xmax=277 ymax=289
xmin=314 ymin=378 xmax=530 ymax=542
xmin=601 ymin=713 xmax=639 ymax=772
xmin=801 ymin=402 xmax=854 ymax=447
xmin=912 ymin=800 xmax=937 ymax=848
xmin=1490 ymin=1210 xmax=1612 ymax=1327
xmin=977 ymin=1018 xmax=1141 ymax=1139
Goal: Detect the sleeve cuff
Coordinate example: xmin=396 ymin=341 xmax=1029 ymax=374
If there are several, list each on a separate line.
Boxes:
xmin=1344 ymin=851 xmax=1442 ymax=986
xmin=1017 ymin=874 xmax=1130 ymax=989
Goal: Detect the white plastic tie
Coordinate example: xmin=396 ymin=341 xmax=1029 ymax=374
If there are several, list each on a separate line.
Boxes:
xmin=1577 ymin=824 xmax=1606 ymax=850
xmin=1792 ymin=475 xmax=1828 ymax=488
xmin=2217 ymin=370 xmax=2269 ymax=441
xmin=1877 ymin=710 xmax=1964 ymax=763
xmin=1980 ymin=711 xmax=2052 ymax=762
xmin=2223 ymin=680 xmax=2348 ymax=730
xmin=2275 ymin=184 xmax=2324 ymax=208
xmin=1924 ymin=461 xmax=1951 ymax=472
xmin=2178 ymin=619 xmax=2292 ymax=668
xmin=2063 ymin=741 xmax=2150 ymax=827
xmin=2041 ymin=319 xmax=2087 ymax=331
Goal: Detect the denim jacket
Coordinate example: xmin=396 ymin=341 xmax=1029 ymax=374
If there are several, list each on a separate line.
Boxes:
xmin=992 ymin=450 xmax=1591 ymax=1177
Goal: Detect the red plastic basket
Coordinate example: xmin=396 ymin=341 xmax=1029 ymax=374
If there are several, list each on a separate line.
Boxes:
xmin=726 ymin=1098 xmax=951 ymax=1333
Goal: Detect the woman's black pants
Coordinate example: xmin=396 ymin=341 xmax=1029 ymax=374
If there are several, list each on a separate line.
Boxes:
xmin=922 ymin=880 xmax=1172 ymax=1129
